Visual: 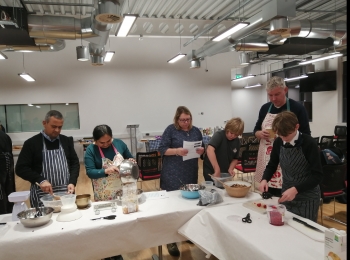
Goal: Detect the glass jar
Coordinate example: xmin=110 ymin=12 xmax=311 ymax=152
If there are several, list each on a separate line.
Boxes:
xmin=266 ymin=204 xmax=286 ymax=226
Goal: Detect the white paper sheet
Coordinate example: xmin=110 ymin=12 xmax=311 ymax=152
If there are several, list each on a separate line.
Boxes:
xmin=144 ymin=190 xmax=168 ymax=200
xmin=183 ymin=140 xmax=202 ymax=161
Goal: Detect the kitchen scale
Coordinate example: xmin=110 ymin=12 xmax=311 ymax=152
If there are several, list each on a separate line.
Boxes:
xmin=8 ymin=191 xmax=30 ymax=221
xmin=56 ymin=194 xmax=82 ymax=222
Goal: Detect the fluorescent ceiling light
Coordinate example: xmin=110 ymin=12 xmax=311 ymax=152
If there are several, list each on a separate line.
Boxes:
xmin=66 ymin=103 xmax=69 ymax=105
xmin=284 ymin=75 xmax=308 ymax=82
xmin=104 ymin=51 xmax=115 ymax=62
xmin=0 ymin=52 xmax=8 ymax=60
xmin=212 ymin=22 xmax=249 ymax=42
xmin=231 ymin=74 xmax=256 ymax=81
xmin=28 ymin=104 xmax=33 ymax=106
xmin=244 ymin=83 xmax=262 ymax=88
xmin=167 ymin=53 xmax=186 ymax=63
xmin=299 ymin=52 xmax=343 ymax=65
xmin=18 ymin=73 xmax=35 ymax=82
xmin=116 ymin=14 xmax=138 ymax=37
xmin=36 ymin=106 xmax=41 ymax=108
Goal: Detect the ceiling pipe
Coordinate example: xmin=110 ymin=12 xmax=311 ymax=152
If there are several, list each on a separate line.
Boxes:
xmin=268 ymin=18 xmax=347 ymax=47
xmin=192 ymin=0 xmax=296 ymax=59
xmin=234 ymin=42 xmax=269 ymax=52
xmin=183 ymin=0 xmax=253 ymax=47
xmin=3 ymin=0 xmax=123 ymax=65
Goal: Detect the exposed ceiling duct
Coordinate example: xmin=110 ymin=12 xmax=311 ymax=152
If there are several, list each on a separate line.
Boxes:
xmin=190 ymin=0 xmax=346 ymax=64
xmin=0 ymin=0 xmax=123 ymax=66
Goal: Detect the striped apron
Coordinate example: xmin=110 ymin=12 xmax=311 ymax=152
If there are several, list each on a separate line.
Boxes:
xmin=91 ymin=145 xmax=123 ymax=201
xmin=30 ymin=137 xmax=70 ymax=207
xmin=279 ymin=143 xmax=320 ymax=222
xmin=255 ymin=98 xmax=290 ymax=189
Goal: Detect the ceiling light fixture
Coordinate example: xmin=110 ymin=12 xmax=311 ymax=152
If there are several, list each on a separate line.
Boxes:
xmin=0 ymin=51 xmax=8 ymax=60
xmin=76 ymin=0 xmax=90 ymax=61
xmin=299 ymin=52 xmax=343 ymax=65
xmin=284 ymin=75 xmax=308 ymax=82
xmin=104 ymin=51 xmax=115 ymax=62
xmin=240 ymin=52 xmax=250 ymax=65
xmin=18 ymin=53 xmax=35 ymax=82
xmin=190 ymin=59 xmax=201 ymax=69
xmin=116 ymin=14 xmax=138 ymax=37
xmin=231 ymin=74 xmax=256 ymax=81
xmin=244 ymin=83 xmax=262 ymax=88
xmin=104 ymin=38 xmax=115 ymax=62
xmin=168 ymin=17 xmax=186 ymax=63
xmin=212 ymin=22 xmax=249 ymax=42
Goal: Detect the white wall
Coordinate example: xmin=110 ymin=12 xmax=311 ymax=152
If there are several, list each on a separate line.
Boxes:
xmin=1 ymin=37 xmax=239 ymax=143
xmin=231 ymin=57 xmax=346 ymax=136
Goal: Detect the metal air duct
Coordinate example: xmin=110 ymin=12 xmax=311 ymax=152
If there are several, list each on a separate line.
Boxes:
xmin=192 ymin=0 xmax=296 ymax=59
xmin=268 ymin=18 xmax=347 ymax=47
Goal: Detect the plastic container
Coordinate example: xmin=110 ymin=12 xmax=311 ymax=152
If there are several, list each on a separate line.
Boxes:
xmin=8 ymin=191 xmax=30 ymax=203
xmin=40 ymin=194 xmax=63 ymax=213
xmin=211 ymin=173 xmax=233 ymax=188
xmin=201 ymin=181 xmax=214 ymax=189
xmin=267 ymin=204 xmax=286 ymax=226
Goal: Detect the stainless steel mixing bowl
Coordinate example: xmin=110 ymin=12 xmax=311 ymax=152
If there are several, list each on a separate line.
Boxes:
xmin=17 ymin=207 xmax=54 ymax=228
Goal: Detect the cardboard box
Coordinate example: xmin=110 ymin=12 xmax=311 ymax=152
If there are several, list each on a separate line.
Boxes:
xmin=325 ymin=228 xmax=347 ymax=260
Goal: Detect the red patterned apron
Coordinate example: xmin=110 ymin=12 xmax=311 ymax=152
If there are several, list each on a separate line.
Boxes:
xmin=254 ymin=99 xmax=290 ymax=189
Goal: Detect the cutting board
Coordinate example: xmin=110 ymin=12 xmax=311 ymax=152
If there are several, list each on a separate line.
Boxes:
xmin=287 ymin=219 xmax=326 ymax=242
xmin=242 ymin=199 xmax=268 ymax=214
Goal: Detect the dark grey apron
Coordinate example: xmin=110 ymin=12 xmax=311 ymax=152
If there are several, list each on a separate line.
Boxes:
xmin=30 ymin=137 xmax=70 ymax=207
xmin=279 ymin=141 xmax=320 ymax=221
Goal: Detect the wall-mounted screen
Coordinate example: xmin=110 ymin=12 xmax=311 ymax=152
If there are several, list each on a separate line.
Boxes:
xmin=299 ymin=70 xmax=337 ymax=92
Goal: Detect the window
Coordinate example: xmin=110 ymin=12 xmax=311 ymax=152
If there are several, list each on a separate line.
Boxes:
xmin=0 ymin=103 xmax=80 ymax=133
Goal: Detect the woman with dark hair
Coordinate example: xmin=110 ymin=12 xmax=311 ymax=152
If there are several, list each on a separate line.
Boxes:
xmin=84 ymin=124 xmax=134 ymax=202
xmin=158 ymin=106 xmax=205 ymax=256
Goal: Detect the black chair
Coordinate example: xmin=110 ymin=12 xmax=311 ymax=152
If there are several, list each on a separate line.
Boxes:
xmin=235 ymin=150 xmax=258 ymax=190
xmin=334 ymin=125 xmax=347 ymax=139
xmin=312 ymin=136 xmax=320 ymax=144
xmin=319 ymin=163 xmax=347 ymax=226
xmin=136 ymin=152 xmax=161 ymax=190
xmin=319 ymin=136 xmax=334 ymax=150
xmin=247 ymin=142 xmax=259 ymax=151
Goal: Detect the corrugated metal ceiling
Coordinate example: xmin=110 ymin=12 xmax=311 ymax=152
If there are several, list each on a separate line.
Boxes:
xmin=1 ymin=0 xmax=346 ymax=38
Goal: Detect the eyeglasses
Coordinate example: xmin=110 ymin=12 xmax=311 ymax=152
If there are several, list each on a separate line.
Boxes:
xmin=178 ymin=118 xmax=191 ymax=123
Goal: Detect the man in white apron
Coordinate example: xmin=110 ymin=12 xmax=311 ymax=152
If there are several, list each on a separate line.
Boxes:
xmin=16 ymin=110 xmax=80 ymax=207
xmin=253 ymin=76 xmax=311 ymax=196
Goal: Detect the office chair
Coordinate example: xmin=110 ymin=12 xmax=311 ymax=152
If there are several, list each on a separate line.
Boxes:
xmin=235 ymin=150 xmax=258 ymax=190
xmin=319 ymin=163 xmax=347 ymax=226
xmin=136 ymin=152 xmax=161 ymax=190
xmin=319 ymin=136 xmax=334 ymax=150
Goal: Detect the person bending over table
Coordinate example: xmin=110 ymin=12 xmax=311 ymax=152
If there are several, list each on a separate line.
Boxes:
xmin=84 ymin=124 xmax=134 ymax=260
xmin=16 ymin=110 xmax=80 ymax=208
xmin=158 ymin=105 xmax=205 ymax=257
xmin=253 ymin=76 xmax=311 ymax=197
xmin=203 ymin=117 xmax=244 ymax=182
xmin=84 ymin=124 xmax=134 ymax=202
xmin=259 ymin=111 xmax=323 ymax=222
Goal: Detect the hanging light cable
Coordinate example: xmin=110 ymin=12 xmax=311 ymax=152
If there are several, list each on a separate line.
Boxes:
xmin=18 ymin=53 xmax=35 ymax=82
xmin=167 ymin=17 xmax=186 ymax=63
xmin=76 ymin=0 xmax=90 ymax=61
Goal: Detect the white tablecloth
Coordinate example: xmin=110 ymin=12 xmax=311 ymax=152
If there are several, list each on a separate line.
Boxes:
xmin=0 ymin=189 xmax=260 ymax=260
xmin=178 ymin=203 xmax=325 ymax=260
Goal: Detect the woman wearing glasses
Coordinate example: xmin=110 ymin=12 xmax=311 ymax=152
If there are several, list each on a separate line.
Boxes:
xmin=158 ymin=106 xmax=205 ymax=256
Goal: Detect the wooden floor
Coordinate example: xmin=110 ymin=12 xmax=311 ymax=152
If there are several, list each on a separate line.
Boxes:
xmin=15 ymin=160 xmax=347 ymax=260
